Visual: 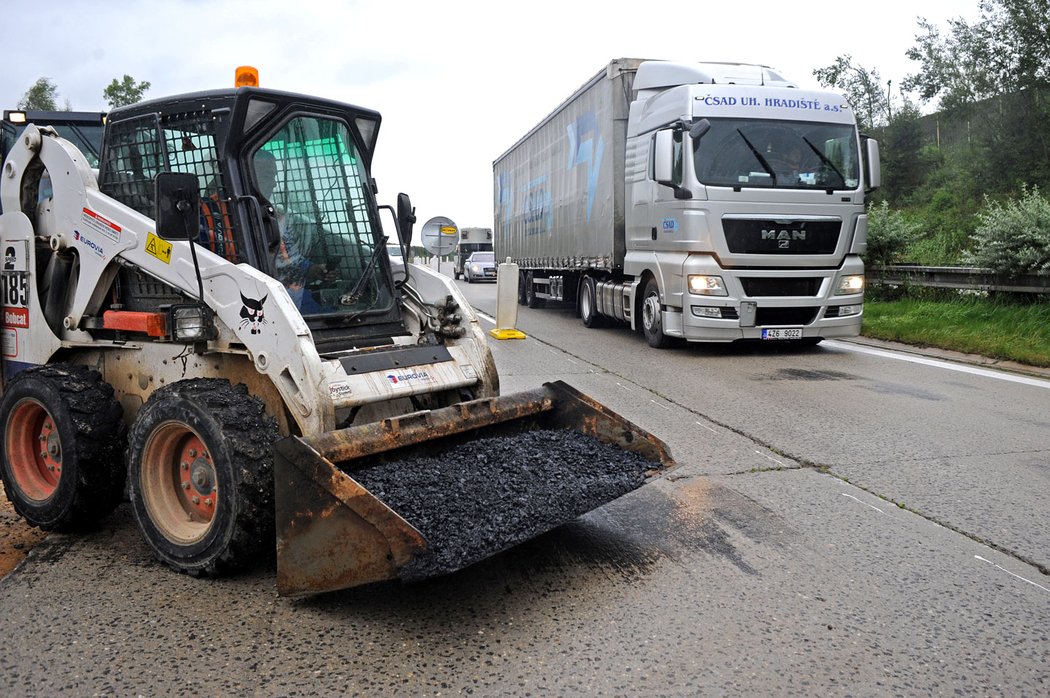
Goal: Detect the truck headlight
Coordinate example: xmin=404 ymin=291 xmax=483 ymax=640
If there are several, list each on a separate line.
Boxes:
xmin=835 ymin=275 xmax=864 ymax=295
xmin=688 ymin=275 xmax=728 ymax=296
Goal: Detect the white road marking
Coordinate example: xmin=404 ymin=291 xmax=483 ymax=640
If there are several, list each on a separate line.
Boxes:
xmin=841 ymin=492 xmax=892 ymax=516
xmin=974 ymin=555 xmax=1050 ymax=594
xmin=756 ymin=451 xmax=785 ymax=467
xmin=475 ymin=310 xmax=495 ymax=324
xmin=826 ymin=340 xmax=1050 ymax=389
xmin=616 ymin=382 xmax=633 ymax=392
xmin=650 ymin=400 xmax=671 ymax=410
xmin=695 ymin=421 xmax=717 ymax=434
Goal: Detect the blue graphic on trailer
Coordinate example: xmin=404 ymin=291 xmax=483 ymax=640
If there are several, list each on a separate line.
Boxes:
xmin=566 ymin=112 xmax=604 ymax=222
xmin=522 ymin=175 xmax=552 ymax=236
xmin=497 ymin=171 xmax=514 ymax=226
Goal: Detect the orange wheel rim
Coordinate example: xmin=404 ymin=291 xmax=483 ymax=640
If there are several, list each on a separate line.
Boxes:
xmin=5 ymin=399 xmax=62 ymax=502
xmin=140 ymin=421 xmax=218 ymax=545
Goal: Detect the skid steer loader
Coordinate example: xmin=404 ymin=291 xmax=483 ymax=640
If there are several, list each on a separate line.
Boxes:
xmin=0 ymin=86 xmax=674 ymax=596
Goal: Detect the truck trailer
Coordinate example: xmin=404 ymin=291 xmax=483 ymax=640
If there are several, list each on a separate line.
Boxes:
xmin=494 ymin=58 xmax=880 ymax=347
xmin=453 ymin=226 xmax=493 ymax=279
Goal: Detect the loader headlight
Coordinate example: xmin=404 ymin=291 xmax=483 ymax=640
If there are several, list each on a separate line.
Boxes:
xmin=687 ymin=274 xmax=728 ymax=296
xmin=171 ymin=304 xmax=217 ymax=342
xmin=835 ymin=274 xmax=865 ymax=295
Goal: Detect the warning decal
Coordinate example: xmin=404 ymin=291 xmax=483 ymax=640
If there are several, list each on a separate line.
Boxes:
xmin=145 ymin=232 xmax=173 ymax=264
xmin=82 ymin=208 xmax=122 ymax=243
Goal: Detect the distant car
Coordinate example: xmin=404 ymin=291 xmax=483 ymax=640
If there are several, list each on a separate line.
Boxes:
xmin=386 ymin=243 xmax=404 ymax=265
xmin=465 ymin=251 xmax=496 ymax=283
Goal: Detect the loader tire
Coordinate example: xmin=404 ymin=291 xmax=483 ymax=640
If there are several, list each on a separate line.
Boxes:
xmin=127 ymin=379 xmax=279 ymax=577
xmin=0 ymin=364 xmax=126 ymax=532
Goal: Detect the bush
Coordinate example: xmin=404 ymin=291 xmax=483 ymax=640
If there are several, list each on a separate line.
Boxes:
xmin=965 ymin=186 xmax=1050 ymax=275
xmin=865 ymin=201 xmax=919 ymax=267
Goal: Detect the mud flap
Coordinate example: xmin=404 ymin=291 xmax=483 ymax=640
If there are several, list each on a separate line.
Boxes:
xmin=273 ymin=381 xmax=675 ymax=597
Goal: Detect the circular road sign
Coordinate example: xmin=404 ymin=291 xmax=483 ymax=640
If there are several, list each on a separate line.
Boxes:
xmin=420 ymin=216 xmax=459 ymax=256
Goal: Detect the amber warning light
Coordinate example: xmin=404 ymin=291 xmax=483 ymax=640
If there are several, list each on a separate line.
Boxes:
xmin=235 ymin=66 xmax=260 ymax=87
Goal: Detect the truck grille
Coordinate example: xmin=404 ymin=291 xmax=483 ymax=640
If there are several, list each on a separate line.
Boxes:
xmin=741 ymin=278 xmax=822 ymax=297
xmin=723 ymin=219 xmax=841 ymax=254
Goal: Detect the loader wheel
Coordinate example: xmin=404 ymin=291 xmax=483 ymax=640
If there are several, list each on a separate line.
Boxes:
xmin=0 ymin=364 xmax=126 ymax=532
xmin=127 ymin=379 xmax=279 ymax=577
xmin=641 ymin=278 xmax=675 ymax=349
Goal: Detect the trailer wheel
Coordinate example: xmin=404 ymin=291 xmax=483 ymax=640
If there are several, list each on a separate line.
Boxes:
xmin=0 ymin=364 xmax=126 ymax=532
xmin=641 ymin=278 xmax=675 ymax=349
xmin=524 ymin=272 xmax=546 ymax=309
xmin=579 ymin=277 xmax=604 ymax=328
xmin=517 ymin=271 xmax=528 ymax=305
xmin=127 ymin=379 xmax=279 ymax=577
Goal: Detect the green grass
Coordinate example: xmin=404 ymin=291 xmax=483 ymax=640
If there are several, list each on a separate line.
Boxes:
xmin=862 ymin=293 xmax=1050 ymax=368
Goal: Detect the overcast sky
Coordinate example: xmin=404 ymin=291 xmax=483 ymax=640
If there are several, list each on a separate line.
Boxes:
xmin=3 ymin=0 xmax=976 ymax=230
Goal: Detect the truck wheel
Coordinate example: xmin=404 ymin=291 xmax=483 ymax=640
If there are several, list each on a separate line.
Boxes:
xmin=579 ymin=277 xmax=603 ymax=328
xmin=127 ymin=379 xmax=279 ymax=577
xmin=0 ymin=364 xmax=126 ymax=532
xmin=518 ymin=271 xmax=528 ymax=305
xmin=641 ymin=278 xmax=675 ymax=349
xmin=525 ymin=272 xmax=546 ymax=309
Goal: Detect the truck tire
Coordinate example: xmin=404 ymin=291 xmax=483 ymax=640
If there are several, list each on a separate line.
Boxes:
xmin=518 ymin=271 xmax=528 ymax=305
xmin=525 ymin=271 xmax=546 ymax=309
xmin=126 ymin=379 xmax=279 ymax=577
xmin=0 ymin=364 xmax=126 ymax=532
xmin=579 ymin=277 xmax=603 ymax=328
xmin=641 ymin=278 xmax=675 ymax=349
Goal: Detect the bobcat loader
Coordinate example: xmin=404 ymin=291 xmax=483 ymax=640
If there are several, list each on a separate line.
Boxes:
xmin=0 ymin=86 xmax=673 ymax=596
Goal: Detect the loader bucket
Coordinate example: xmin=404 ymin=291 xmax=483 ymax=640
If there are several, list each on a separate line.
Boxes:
xmin=273 ymin=380 xmax=675 ymax=597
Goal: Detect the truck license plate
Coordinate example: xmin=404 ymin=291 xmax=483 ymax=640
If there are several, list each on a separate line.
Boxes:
xmin=762 ymin=327 xmax=803 ymax=340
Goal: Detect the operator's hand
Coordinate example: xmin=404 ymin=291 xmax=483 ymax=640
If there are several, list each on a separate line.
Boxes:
xmin=306 ymin=262 xmax=338 ymax=285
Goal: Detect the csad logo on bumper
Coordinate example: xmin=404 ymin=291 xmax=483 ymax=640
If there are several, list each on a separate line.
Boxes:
xmin=386 ymin=369 xmax=432 ymax=385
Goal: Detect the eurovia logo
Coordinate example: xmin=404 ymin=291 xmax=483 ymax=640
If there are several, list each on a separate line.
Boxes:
xmin=73 ymin=230 xmax=106 ymax=260
xmin=386 ymin=369 xmax=431 ymax=385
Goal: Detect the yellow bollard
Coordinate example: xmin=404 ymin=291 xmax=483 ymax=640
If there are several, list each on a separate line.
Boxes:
xmin=489 ymin=258 xmax=526 ymax=340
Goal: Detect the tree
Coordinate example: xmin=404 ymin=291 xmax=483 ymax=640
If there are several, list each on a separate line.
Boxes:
xmin=18 ymin=77 xmax=63 ymax=110
xmin=903 ymin=0 xmax=1050 ymax=110
xmin=103 ymin=75 xmax=151 ymax=108
xmin=813 ymin=56 xmax=892 ymax=130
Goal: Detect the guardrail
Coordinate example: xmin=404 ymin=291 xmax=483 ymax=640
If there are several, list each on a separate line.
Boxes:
xmin=867 ymin=265 xmax=1050 ymax=294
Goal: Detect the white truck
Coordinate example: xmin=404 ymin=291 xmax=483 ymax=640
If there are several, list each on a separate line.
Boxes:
xmin=494 ymin=58 xmax=880 ymax=347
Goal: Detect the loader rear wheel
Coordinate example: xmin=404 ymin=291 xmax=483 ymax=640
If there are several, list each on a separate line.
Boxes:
xmin=0 ymin=364 xmax=126 ymax=532
xmin=127 ymin=379 xmax=279 ymax=577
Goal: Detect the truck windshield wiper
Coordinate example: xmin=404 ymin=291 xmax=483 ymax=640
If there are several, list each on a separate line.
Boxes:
xmin=736 ymin=129 xmax=776 ymax=185
xmin=802 ymin=136 xmax=846 ymax=188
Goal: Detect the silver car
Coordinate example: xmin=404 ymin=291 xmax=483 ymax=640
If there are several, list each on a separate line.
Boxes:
xmin=465 ymin=251 xmax=496 ymax=283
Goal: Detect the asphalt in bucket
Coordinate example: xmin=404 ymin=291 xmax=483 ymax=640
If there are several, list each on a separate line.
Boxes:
xmin=351 ymin=428 xmax=654 ymax=580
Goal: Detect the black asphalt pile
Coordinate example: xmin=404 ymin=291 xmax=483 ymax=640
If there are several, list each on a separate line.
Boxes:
xmin=351 ymin=428 xmax=654 ymax=581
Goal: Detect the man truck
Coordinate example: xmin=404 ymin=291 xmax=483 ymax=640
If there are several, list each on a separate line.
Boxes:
xmin=494 ymin=58 xmax=880 ymax=347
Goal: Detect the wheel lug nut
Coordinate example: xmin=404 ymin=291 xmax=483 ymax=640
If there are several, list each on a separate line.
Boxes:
xmin=181 ymin=482 xmax=190 ymax=490
xmin=191 ymin=496 xmax=200 ymax=504
xmin=204 ymin=498 xmax=213 ymax=507
xmin=40 ymin=452 xmax=47 ymax=460
xmin=188 ymin=449 xmax=197 ymax=457
xmin=181 ymin=462 xmax=189 ymax=470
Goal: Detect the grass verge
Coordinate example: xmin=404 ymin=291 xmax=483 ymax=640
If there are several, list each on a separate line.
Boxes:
xmin=862 ymin=290 xmax=1050 ymax=368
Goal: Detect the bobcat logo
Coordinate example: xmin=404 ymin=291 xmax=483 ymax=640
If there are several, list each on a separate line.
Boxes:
xmin=239 ymin=293 xmax=268 ymax=335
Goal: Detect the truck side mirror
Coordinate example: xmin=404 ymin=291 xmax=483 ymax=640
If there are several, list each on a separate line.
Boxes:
xmin=653 ymin=130 xmax=675 ymax=186
xmin=863 ymin=137 xmax=881 ymax=192
xmin=397 ymin=192 xmax=416 ymax=248
xmin=155 ymin=172 xmax=201 ymax=241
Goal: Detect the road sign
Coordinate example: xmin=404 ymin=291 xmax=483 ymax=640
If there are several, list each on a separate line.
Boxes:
xmin=420 ymin=216 xmax=459 ymax=256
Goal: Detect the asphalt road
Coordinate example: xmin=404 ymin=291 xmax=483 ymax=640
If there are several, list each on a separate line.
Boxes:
xmin=0 ymin=269 xmax=1048 ymax=696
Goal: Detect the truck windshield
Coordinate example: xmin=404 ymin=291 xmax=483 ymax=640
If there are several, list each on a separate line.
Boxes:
xmin=253 ymin=116 xmax=393 ymax=318
xmin=693 ymin=118 xmax=860 ymax=191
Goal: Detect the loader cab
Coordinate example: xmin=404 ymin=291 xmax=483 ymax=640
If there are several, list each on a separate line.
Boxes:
xmin=98 ymin=88 xmax=405 ymax=351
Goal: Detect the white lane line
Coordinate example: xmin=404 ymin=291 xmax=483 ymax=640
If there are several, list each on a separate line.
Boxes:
xmin=825 ymin=340 xmax=1050 ymax=390
xmin=695 ymin=421 xmax=717 ymax=434
xmin=474 ymin=310 xmax=495 ymax=324
xmin=756 ymin=450 xmax=785 ymax=467
xmin=616 ymin=382 xmax=633 ymax=392
xmin=841 ymin=492 xmax=892 ymax=516
xmin=975 ymin=555 xmax=1050 ymax=594
xmin=650 ymin=400 xmax=671 ymax=411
